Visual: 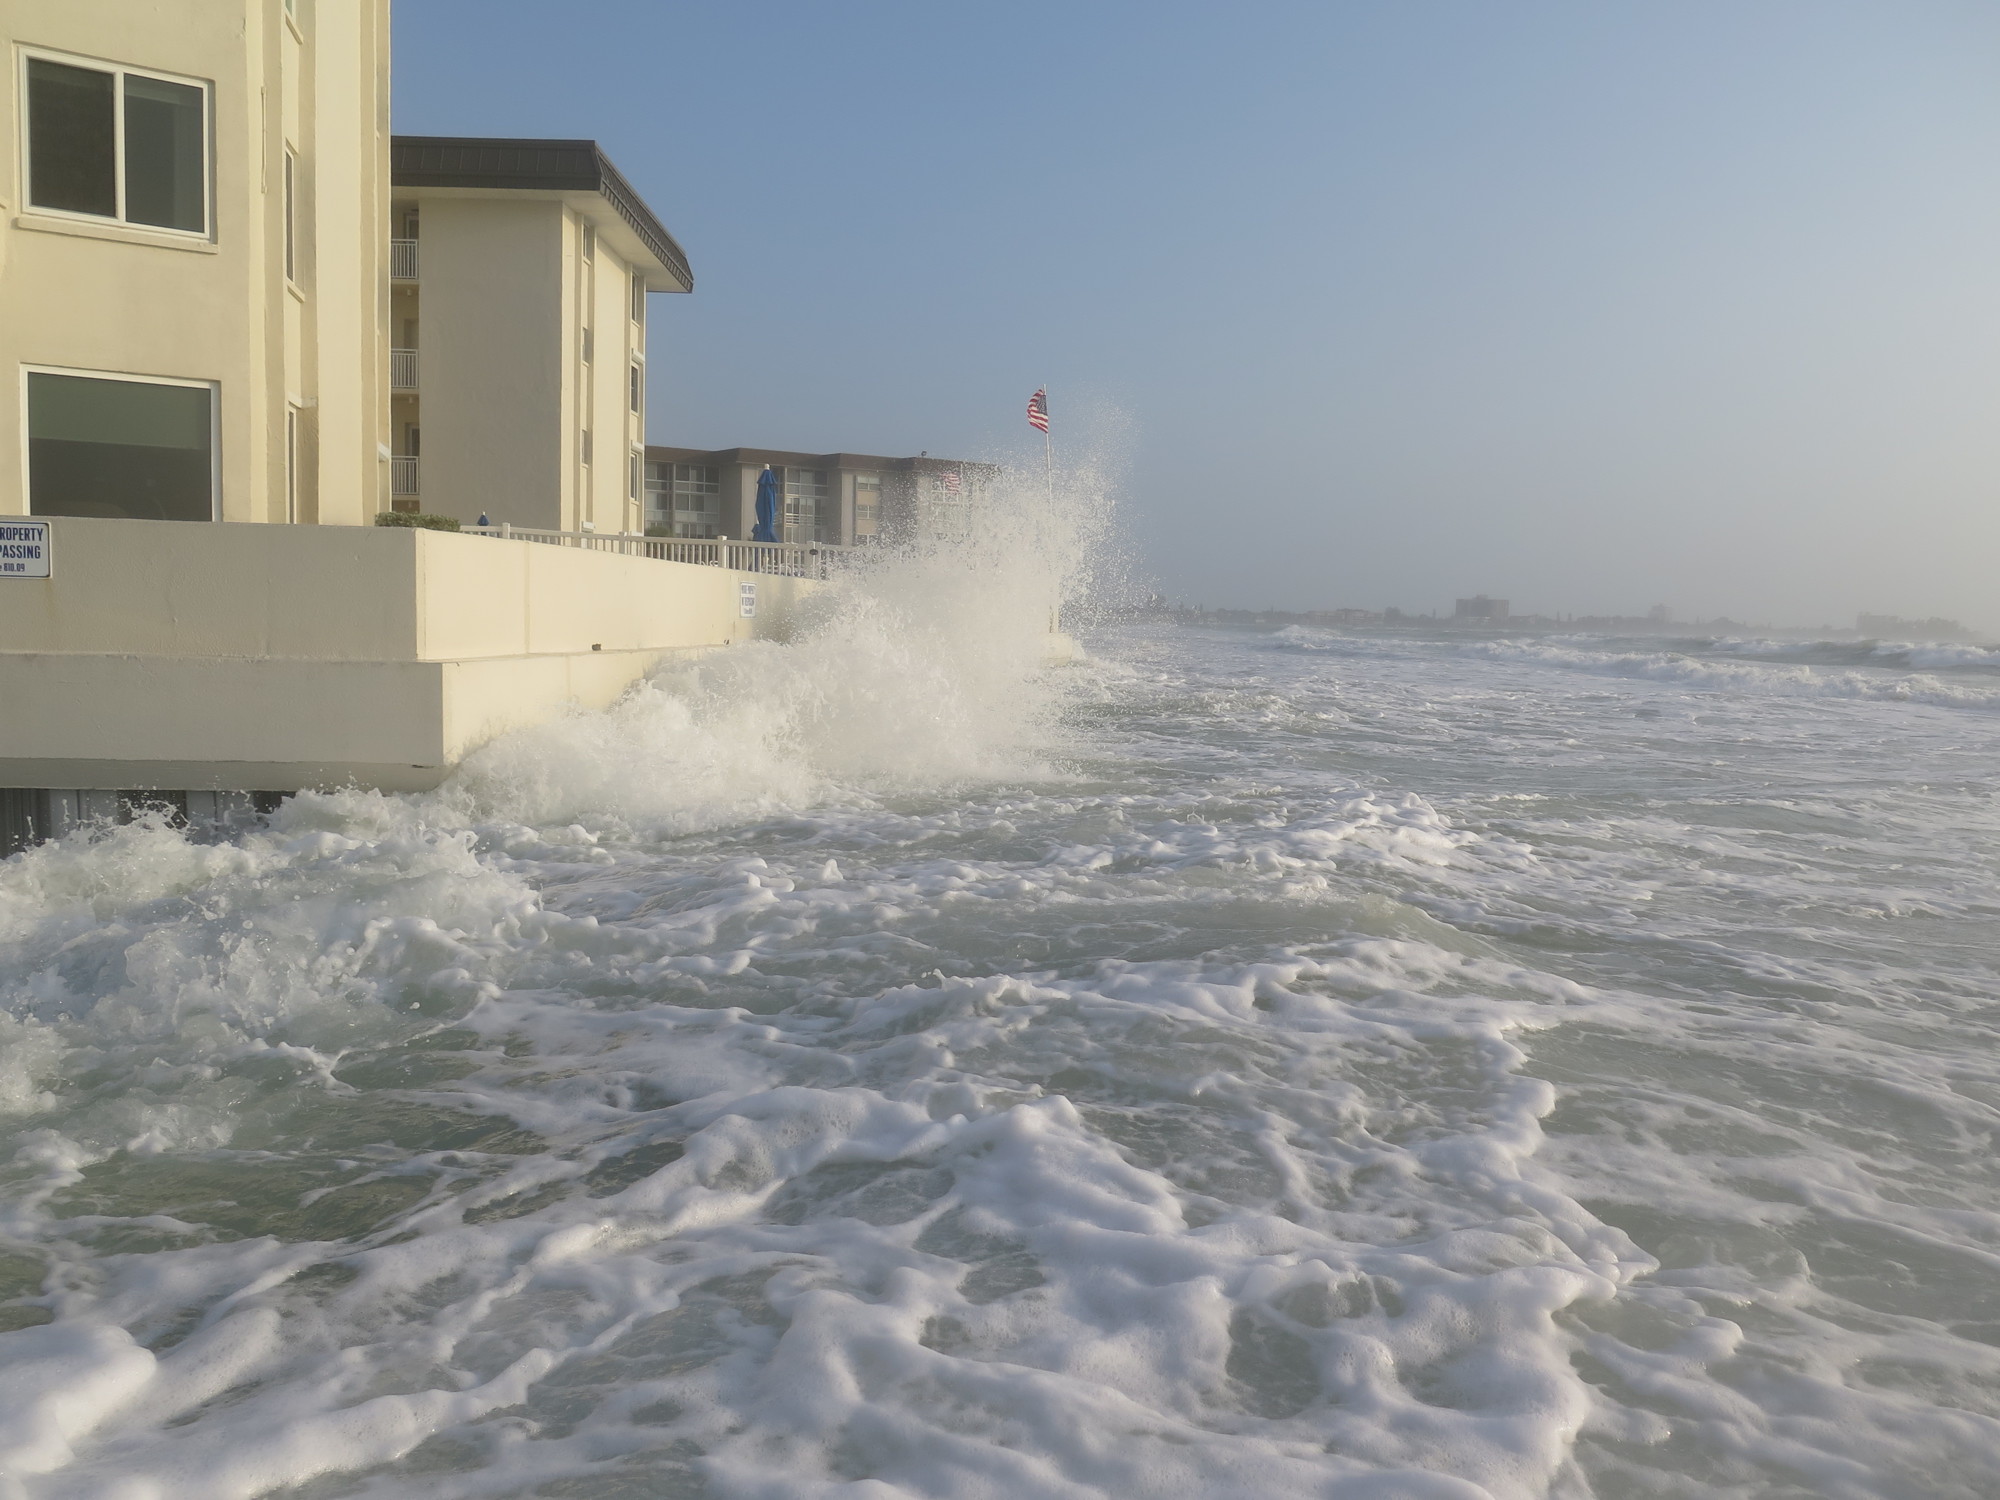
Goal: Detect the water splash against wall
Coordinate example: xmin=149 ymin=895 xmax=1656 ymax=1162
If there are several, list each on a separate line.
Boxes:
xmin=433 ymin=454 xmax=1123 ymax=835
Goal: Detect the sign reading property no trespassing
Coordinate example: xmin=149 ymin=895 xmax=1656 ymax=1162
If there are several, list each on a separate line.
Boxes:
xmin=0 ymin=520 xmax=50 ymax=578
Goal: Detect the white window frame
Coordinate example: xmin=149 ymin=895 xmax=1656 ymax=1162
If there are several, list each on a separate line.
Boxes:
xmin=20 ymin=364 xmax=222 ymax=521
xmin=18 ymin=46 xmax=214 ymax=240
xmin=783 ymin=467 xmax=828 ymax=542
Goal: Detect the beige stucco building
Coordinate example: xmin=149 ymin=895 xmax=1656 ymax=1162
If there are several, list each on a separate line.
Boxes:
xmin=0 ymin=0 xmax=392 ymax=525
xmin=388 ymin=138 xmax=692 ymax=533
xmin=0 ymin=13 xmax=693 ymax=537
xmin=0 ymin=2 xmax=832 ymax=852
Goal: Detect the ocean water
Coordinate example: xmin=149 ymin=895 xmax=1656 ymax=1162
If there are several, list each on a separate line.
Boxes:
xmin=4 ymin=545 xmax=2000 ymax=1497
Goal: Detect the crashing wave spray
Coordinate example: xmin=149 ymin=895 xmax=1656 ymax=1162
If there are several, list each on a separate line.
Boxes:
xmin=430 ymin=451 xmax=1124 ymax=836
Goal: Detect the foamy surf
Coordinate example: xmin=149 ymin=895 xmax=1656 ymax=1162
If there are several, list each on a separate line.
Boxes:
xmin=4 ymin=519 xmax=2000 ymax=1495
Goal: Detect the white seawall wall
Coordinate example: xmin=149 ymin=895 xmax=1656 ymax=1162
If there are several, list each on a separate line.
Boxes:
xmin=0 ymin=517 xmax=819 ymax=791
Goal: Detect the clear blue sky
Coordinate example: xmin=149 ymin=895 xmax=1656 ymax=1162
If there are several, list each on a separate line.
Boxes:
xmin=393 ymin=2 xmax=2000 ymax=629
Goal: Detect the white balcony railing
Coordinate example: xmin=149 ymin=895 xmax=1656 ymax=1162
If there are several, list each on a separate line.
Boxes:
xmin=389 ymin=348 xmax=418 ymax=391
xmin=390 ymin=455 xmax=419 ymax=497
xmin=390 ymin=239 xmax=418 ymax=280
xmin=461 ymin=525 xmax=847 ymax=580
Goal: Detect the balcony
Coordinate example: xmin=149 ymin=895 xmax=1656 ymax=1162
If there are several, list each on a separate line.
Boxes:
xmin=390 ymin=348 xmax=418 ymax=391
xmin=390 ymin=238 xmax=418 ymax=281
xmin=390 ymin=455 xmax=419 ymax=497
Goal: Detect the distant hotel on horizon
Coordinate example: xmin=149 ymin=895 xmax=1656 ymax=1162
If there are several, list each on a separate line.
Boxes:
xmin=644 ymin=447 xmax=999 ymax=547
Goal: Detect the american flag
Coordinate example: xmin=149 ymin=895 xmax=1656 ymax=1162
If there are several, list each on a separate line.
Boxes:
xmin=1026 ymin=388 xmax=1049 ymax=433
xmin=943 ymin=469 xmax=962 ymax=495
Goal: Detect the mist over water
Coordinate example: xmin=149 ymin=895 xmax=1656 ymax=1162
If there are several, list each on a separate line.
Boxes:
xmin=3 ymin=478 xmax=2000 ymax=1498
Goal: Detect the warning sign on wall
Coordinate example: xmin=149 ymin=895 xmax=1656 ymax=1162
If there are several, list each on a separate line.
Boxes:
xmin=0 ymin=520 xmax=51 ymax=578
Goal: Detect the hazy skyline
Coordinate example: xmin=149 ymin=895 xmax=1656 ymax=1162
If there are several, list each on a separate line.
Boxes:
xmin=394 ymin=2 xmax=2000 ymax=631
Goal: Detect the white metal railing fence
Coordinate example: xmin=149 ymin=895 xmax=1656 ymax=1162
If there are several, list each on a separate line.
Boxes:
xmin=390 ymin=239 xmax=419 ymax=280
xmin=390 ymin=455 xmax=420 ymax=497
xmin=389 ymin=348 xmax=418 ymax=390
xmin=461 ymin=525 xmax=847 ymax=579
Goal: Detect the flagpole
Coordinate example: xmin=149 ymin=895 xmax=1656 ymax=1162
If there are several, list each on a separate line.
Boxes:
xmin=1041 ymin=386 xmax=1057 ymax=640
xmin=1042 ymin=383 xmax=1054 ymax=508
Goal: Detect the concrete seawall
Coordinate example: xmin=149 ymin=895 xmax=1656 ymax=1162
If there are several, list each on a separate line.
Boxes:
xmin=0 ymin=517 xmax=821 ymax=798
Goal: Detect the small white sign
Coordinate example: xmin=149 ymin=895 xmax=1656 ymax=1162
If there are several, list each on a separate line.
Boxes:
xmin=0 ymin=520 xmax=51 ymax=578
xmin=739 ymin=580 xmax=758 ymax=618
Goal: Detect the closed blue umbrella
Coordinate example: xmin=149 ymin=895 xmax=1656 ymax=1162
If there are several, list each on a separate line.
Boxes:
xmin=752 ymin=466 xmax=779 ymax=542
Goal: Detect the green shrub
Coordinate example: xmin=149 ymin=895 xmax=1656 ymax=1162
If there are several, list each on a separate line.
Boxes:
xmin=374 ymin=511 xmax=462 ymax=531
xmin=644 ymin=524 xmax=673 ymax=538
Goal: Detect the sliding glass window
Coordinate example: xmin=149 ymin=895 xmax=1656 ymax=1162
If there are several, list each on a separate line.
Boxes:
xmin=671 ymin=464 xmax=720 ymax=539
xmin=25 ymin=53 xmax=209 ymax=234
xmin=27 ymin=371 xmax=217 ymax=522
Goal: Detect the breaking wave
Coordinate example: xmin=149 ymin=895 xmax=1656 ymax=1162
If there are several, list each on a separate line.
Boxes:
xmin=1455 ymin=638 xmax=2000 ymax=710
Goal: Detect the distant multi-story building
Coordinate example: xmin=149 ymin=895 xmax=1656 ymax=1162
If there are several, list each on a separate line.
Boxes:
xmin=387 ymin=137 xmax=691 ymax=533
xmin=1454 ymin=595 xmax=1509 ymax=622
xmin=644 ymin=446 xmax=1000 ymax=546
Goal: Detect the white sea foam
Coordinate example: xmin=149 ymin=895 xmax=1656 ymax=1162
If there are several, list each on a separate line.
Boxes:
xmin=1879 ymin=640 xmax=2000 ymax=669
xmin=1704 ymin=635 xmax=2000 ymax=671
xmin=5 ymin=510 xmax=2000 ymax=1495
xmin=1456 ymin=637 xmax=2000 ymax=711
xmin=1272 ymin=624 xmax=1342 ymax=651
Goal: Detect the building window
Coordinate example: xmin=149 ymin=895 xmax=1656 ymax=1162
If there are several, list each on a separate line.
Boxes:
xmin=783 ymin=468 xmax=829 ymax=544
xmin=286 ymin=406 xmax=298 ymax=523
xmin=25 ymin=54 xmax=208 ymax=234
xmin=581 ymin=222 xmax=595 ymax=262
xmin=644 ymin=461 xmax=669 ymax=531
xmin=283 ymin=147 xmax=297 ymax=281
xmin=853 ymin=473 xmax=881 ymax=541
xmin=629 ymin=362 xmax=642 ymax=414
xmin=629 ymin=450 xmax=641 ymax=503
xmin=917 ymin=471 xmax=972 ymax=541
xmin=580 ymin=428 xmax=592 ymax=466
xmin=581 ymin=325 xmax=593 ymax=363
xmin=26 ymin=370 xmax=216 ymax=521
xmin=631 ymin=276 xmax=646 ymax=326
xmin=663 ymin=463 xmax=719 ymax=538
